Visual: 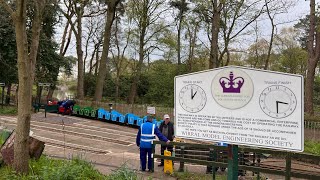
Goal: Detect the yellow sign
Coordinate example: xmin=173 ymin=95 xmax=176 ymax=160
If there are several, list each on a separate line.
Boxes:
xmin=164 ymin=150 xmax=173 ymax=174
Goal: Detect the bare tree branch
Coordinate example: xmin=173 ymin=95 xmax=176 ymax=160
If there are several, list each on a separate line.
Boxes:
xmin=0 ymin=0 xmax=14 ymax=17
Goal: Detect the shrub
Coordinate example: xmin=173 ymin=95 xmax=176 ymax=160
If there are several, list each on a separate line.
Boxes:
xmin=304 ymin=140 xmax=320 ymax=156
xmin=106 ymin=164 xmax=138 ymax=180
xmin=0 ymin=106 xmax=17 ymax=116
xmin=0 ymin=156 xmax=105 ymax=180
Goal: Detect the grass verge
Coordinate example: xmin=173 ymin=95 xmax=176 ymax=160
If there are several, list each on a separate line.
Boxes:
xmin=0 ymin=106 xmax=17 ymax=116
xmin=173 ymin=171 xmax=227 ymax=180
xmin=304 ymin=140 xmax=320 ymax=155
xmin=0 ymin=156 xmax=142 ymax=180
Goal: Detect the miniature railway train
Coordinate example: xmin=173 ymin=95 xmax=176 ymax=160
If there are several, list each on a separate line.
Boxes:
xmin=48 ymin=104 xmax=164 ymax=128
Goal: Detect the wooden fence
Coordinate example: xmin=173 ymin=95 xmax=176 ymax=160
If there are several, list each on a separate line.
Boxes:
xmin=152 ymin=141 xmax=320 ymax=180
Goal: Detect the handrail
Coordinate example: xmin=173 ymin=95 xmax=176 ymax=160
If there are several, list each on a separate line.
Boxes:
xmin=153 ymin=141 xmax=320 ymax=161
xmin=152 ymin=140 xmax=320 ymax=179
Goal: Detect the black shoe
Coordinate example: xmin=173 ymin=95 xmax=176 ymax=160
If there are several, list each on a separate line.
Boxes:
xmin=158 ymin=164 xmax=164 ymax=167
xmin=148 ymin=169 xmax=153 ymax=172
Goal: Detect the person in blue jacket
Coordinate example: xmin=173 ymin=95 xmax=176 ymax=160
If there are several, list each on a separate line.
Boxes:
xmin=136 ymin=116 xmax=170 ymax=172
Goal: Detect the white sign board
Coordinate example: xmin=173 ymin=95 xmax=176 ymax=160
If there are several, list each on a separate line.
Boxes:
xmin=38 ymin=83 xmax=53 ymax=87
xmin=147 ymin=106 xmax=156 ymax=115
xmin=0 ymin=83 xmax=5 ymax=86
xmin=175 ymin=66 xmax=304 ymax=152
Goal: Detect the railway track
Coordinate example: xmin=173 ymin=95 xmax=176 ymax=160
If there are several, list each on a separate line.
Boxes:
xmin=0 ymin=118 xmax=133 ymax=146
xmin=258 ymin=160 xmax=320 ymax=175
xmin=45 ymin=141 xmax=110 ymax=155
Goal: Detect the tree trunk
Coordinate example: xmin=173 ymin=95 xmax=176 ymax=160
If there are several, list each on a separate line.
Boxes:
xmin=13 ymin=0 xmax=30 ymax=173
xmin=6 ymin=83 xmax=11 ymax=105
xmin=264 ymin=1 xmax=274 ymax=70
xmin=76 ymin=16 xmax=84 ymax=99
xmin=177 ymin=17 xmax=182 ymax=65
xmin=10 ymin=0 xmax=45 ymax=173
xmin=47 ymin=86 xmax=54 ymax=100
xmin=128 ymin=26 xmax=146 ymax=104
xmin=305 ymin=59 xmax=317 ymax=115
xmin=94 ymin=2 xmax=118 ymax=102
xmin=209 ymin=0 xmax=220 ymax=69
xmin=305 ymin=0 xmax=319 ymax=115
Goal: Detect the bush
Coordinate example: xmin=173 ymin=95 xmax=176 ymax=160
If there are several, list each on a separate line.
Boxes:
xmin=0 ymin=156 xmax=105 ymax=180
xmin=0 ymin=106 xmax=17 ymax=115
xmin=0 ymin=156 xmax=143 ymax=180
xmin=173 ymin=171 xmax=226 ymax=180
xmin=106 ymin=165 xmax=138 ymax=180
xmin=304 ymin=140 xmax=320 ymax=155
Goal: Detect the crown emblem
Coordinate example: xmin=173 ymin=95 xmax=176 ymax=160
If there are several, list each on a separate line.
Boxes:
xmin=219 ymin=71 xmax=244 ymax=93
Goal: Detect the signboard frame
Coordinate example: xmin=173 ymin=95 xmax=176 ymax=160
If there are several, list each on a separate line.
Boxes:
xmin=147 ymin=106 xmax=156 ymax=115
xmin=174 ymin=66 xmax=304 ymax=152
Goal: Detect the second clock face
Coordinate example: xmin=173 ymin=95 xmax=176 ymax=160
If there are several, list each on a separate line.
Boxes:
xmin=259 ymin=85 xmax=297 ymax=119
xmin=179 ymin=84 xmax=207 ymax=113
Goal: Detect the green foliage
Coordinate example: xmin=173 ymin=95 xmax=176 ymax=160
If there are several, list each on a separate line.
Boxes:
xmin=0 ymin=5 xmax=17 ymax=85
xmin=304 ymin=140 xmax=320 ymax=155
xmin=106 ymin=164 xmax=138 ymax=180
xmin=0 ymin=156 xmax=143 ymax=180
xmin=143 ymin=60 xmax=176 ymax=107
xmin=0 ymin=106 xmax=17 ymax=115
xmin=0 ymin=156 xmax=106 ymax=180
xmin=313 ymin=76 xmax=320 ymax=106
xmin=173 ymin=171 xmax=226 ymax=180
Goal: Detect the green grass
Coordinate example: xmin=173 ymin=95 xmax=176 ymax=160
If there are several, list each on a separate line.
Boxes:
xmin=173 ymin=171 xmax=227 ymax=180
xmin=0 ymin=106 xmax=17 ymax=116
xmin=304 ymin=140 xmax=320 ymax=155
xmin=0 ymin=156 xmax=142 ymax=180
xmin=0 ymin=156 xmax=106 ymax=180
xmin=106 ymin=165 xmax=138 ymax=180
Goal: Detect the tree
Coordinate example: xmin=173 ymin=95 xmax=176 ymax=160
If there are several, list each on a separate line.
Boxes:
xmin=109 ymin=12 xmax=131 ymax=102
xmin=0 ymin=4 xmax=18 ymax=92
xmin=93 ymin=0 xmax=122 ymax=102
xmin=263 ymin=0 xmax=295 ymax=70
xmin=305 ymin=0 xmax=319 ymax=115
xmin=170 ymin=0 xmax=189 ymax=66
xmin=126 ymin=0 xmax=169 ymax=104
xmin=60 ymin=0 xmax=92 ymax=99
xmin=209 ymin=0 xmax=222 ymax=68
xmin=0 ymin=0 xmax=47 ymax=173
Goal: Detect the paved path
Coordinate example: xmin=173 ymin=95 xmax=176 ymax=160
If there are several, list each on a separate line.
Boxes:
xmin=0 ymin=113 xmax=198 ymax=179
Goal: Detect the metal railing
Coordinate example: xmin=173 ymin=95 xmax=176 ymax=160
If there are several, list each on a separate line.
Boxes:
xmin=152 ymin=141 xmax=320 ymax=180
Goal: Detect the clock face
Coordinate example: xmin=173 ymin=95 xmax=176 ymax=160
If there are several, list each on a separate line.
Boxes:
xmin=259 ymin=85 xmax=297 ymax=119
xmin=179 ymin=84 xmax=207 ymax=113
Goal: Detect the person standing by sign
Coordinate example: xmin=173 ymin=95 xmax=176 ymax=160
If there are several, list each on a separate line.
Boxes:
xmin=136 ymin=116 xmax=170 ymax=172
xmin=158 ymin=114 xmax=174 ymax=167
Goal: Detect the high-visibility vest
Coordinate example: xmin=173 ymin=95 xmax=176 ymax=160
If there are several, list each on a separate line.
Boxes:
xmin=140 ymin=122 xmax=156 ymax=148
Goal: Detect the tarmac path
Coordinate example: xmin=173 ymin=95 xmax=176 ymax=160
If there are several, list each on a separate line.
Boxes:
xmin=0 ymin=113 xmax=179 ymax=179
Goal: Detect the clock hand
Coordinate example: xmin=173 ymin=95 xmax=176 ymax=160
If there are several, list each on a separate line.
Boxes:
xmin=191 ymin=88 xmax=193 ymax=99
xmin=191 ymin=91 xmax=197 ymax=99
xmin=276 ymin=101 xmax=288 ymax=114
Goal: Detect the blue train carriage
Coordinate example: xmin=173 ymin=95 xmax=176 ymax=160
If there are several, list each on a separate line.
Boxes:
xmin=141 ymin=116 xmax=162 ymax=127
xmin=97 ymin=108 xmax=111 ymax=121
xmin=110 ymin=110 xmax=122 ymax=122
xmin=119 ymin=113 xmax=126 ymax=123
xmin=126 ymin=113 xmax=139 ymax=125
xmin=137 ymin=117 xmax=144 ymax=126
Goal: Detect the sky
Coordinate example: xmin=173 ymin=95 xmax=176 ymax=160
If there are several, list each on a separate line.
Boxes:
xmin=55 ymin=0 xmax=313 ymax=75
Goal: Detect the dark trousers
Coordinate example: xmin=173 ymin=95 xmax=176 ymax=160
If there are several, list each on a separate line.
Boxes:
xmin=160 ymin=145 xmax=173 ymax=165
xmin=140 ymin=148 xmax=152 ymax=171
